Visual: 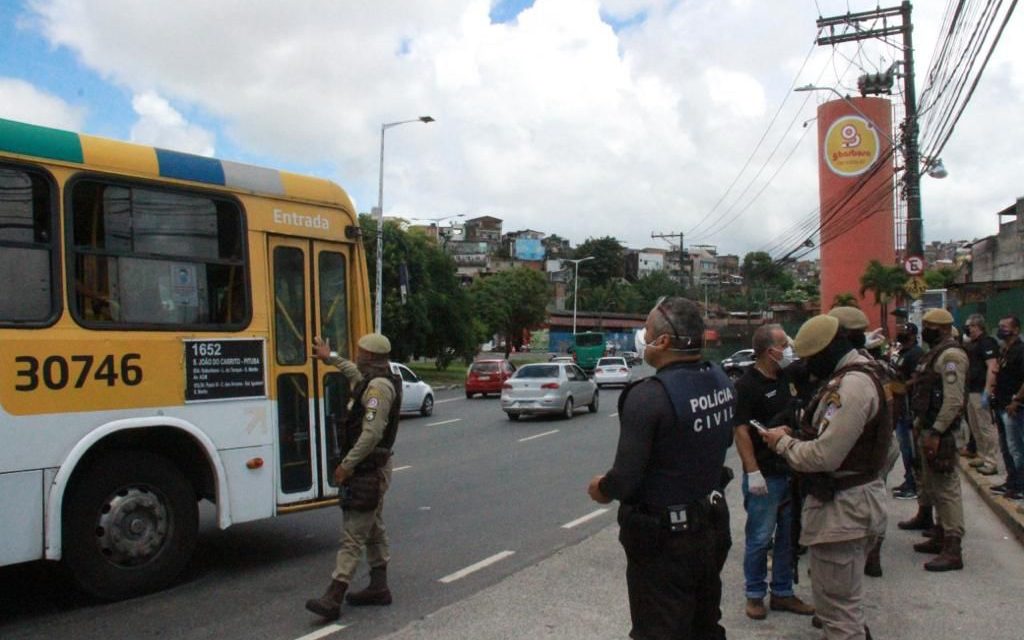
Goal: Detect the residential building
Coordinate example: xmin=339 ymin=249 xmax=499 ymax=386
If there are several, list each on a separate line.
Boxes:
xmin=625 ymin=248 xmax=666 ymax=281
xmin=464 ymin=215 xmax=503 ymax=246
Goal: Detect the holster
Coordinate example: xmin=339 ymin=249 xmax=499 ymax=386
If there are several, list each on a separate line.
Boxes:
xmin=925 ymin=428 xmax=958 ymax=474
xmin=340 ymin=448 xmax=392 ymax=512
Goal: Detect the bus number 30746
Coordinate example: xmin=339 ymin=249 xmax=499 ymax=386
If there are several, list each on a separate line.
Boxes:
xmin=14 ymin=354 xmax=143 ymax=391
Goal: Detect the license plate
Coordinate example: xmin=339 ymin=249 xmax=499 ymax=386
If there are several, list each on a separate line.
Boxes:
xmin=478 ymin=375 xmax=491 ymax=380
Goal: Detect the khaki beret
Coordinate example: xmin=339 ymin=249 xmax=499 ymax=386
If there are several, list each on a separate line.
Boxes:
xmin=358 ymin=333 xmax=392 ymax=354
xmin=794 ymin=315 xmax=840 ymax=358
xmin=828 ymin=306 xmax=869 ymax=330
xmin=921 ymin=308 xmax=954 ymax=325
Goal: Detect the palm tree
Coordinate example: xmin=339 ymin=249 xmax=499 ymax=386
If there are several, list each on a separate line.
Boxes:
xmin=859 ymin=260 xmax=907 ymax=334
xmin=831 ymin=292 xmax=859 ymax=308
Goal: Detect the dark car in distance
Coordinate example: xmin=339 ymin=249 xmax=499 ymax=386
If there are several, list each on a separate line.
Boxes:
xmin=721 ymin=348 xmax=755 ymax=380
xmin=466 ymin=359 xmax=516 ymax=398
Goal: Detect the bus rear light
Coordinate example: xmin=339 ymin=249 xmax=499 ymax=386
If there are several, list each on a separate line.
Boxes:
xmin=246 ymin=457 xmax=264 ymax=470
xmin=541 ymin=382 xmax=560 ymax=389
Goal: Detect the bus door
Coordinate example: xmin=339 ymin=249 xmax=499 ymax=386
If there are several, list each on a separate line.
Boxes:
xmin=269 ymin=237 xmax=353 ymax=505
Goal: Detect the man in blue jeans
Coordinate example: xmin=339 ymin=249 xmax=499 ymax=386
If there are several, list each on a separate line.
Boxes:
xmin=891 ymin=324 xmax=924 ymax=500
xmin=992 ymin=315 xmax=1024 ymax=503
xmin=734 ymin=324 xmax=815 ymax=620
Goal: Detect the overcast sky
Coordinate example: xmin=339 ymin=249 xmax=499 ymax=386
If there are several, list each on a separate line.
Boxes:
xmin=2 ymin=0 xmax=1020 ymax=258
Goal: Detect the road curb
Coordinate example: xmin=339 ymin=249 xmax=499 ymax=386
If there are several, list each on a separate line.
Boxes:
xmin=958 ymin=457 xmax=1024 ymax=546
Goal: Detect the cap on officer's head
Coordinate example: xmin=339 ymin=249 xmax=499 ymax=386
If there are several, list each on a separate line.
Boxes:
xmin=358 ymin=333 xmax=392 ymax=355
xmin=793 ymin=315 xmax=840 ymax=358
xmin=828 ymin=306 xmax=869 ymax=330
xmin=921 ymin=308 xmax=954 ymax=325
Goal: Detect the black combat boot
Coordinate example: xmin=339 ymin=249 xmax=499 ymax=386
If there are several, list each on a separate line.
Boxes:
xmin=924 ymin=535 xmax=963 ymax=572
xmin=898 ymin=504 xmax=934 ymax=530
xmin=864 ymin=538 xmax=883 ymax=577
xmin=305 ymin=579 xmax=348 ymax=620
xmin=913 ymin=528 xmax=944 ymax=554
xmin=345 ymin=564 xmax=392 ymax=606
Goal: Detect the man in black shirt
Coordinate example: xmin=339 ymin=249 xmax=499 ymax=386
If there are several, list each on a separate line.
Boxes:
xmin=992 ymin=315 xmax=1024 ymax=502
xmin=891 ymin=323 xmax=924 ymax=500
xmin=734 ymin=324 xmax=814 ymax=621
xmin=964 ymin=314 xmax=1001 ymax=476
xmin=589 ymin=297 xmax=734 ymax=639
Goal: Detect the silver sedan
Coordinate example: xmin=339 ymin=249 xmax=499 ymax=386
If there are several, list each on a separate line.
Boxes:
xmin=500 ymin=362 xmax=598 ymax=421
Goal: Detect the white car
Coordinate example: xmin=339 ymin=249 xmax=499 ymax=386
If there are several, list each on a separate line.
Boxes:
xmin=593 ymin=356 xmax=631 ymax=388
xmin=501 ymin=362 xmax=598 ymax=420
xmin=390 ymin=362 xmax=434 ymax=416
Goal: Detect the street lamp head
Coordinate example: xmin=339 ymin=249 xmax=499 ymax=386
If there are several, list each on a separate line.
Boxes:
xmin=419 ymin=116 xmax=435 ymax=123
xmin=926 ymin=157 xmax=948 ymax=179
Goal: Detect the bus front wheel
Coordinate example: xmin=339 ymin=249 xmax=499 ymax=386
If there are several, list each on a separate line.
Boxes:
xmin=63 ymin=450 xmax=199 ymax=600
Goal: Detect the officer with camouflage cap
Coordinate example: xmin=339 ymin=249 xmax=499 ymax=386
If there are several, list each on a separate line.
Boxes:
xmin=907 ymin=308 xmax=968 ymax=571
xmin=306 ymin=333 xmax=402 ymax=620
xmin=761 ymin=314 xmax=895 ymax=639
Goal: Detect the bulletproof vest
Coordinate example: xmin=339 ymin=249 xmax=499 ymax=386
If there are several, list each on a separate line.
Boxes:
xmin=800 ymin=359 xmax=892 ymax=479
xmin=625 ymin=361 xmax=736 ymax=507
xmin=910 ymin=339 xmax=965 ymax=423
xmin=342 ymin=372 xmax=402 ymax=457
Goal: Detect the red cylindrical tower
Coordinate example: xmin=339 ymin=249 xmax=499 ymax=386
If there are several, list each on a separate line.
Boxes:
xmin=816 ymin=97 xmax=896 ymax=330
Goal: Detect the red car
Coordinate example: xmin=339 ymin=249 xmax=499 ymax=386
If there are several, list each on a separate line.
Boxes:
xmin=466 ymin=359 xmax=517 ymax=398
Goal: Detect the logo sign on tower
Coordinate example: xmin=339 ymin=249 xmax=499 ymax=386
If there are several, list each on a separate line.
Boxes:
xmin=824 ymin=116 xmax=881 ymax=177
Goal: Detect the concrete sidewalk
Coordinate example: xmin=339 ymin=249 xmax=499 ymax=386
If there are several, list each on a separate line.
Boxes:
xmin=378 ymin=462 xmax=1024 ymax=640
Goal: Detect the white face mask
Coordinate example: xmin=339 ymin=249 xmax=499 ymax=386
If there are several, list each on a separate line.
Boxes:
xmin=772 ymin=345 xmax=794 ymax=369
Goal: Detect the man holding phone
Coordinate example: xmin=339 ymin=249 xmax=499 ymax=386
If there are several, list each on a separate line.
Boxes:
xmin=734 ymin=324 xmax=815 ymax=621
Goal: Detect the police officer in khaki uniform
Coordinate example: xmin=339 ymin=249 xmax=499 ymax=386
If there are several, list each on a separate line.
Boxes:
xmin=909 ymin=309 xmax=967 ymax=571
xmin=762 ymin=315 xmax=894 ymax=640
xmin=306 ymin=333 xmax=402 ymax=620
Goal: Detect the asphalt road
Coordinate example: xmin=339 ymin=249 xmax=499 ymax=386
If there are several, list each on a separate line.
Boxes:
xmin=0 ymin=367 xmax=649 ymax=640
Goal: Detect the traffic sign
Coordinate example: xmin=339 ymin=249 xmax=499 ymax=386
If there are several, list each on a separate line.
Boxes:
xmin=904 ymin=276 xmax=928 ymax=299
xmin=904 ymin=255 xmax=925 ymax=276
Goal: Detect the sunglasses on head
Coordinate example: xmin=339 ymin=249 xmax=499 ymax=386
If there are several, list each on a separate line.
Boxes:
xmin=653 ymin=296 xmax=700 ymax=351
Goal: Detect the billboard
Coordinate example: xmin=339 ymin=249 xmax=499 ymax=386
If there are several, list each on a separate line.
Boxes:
xmin=514 ymin=238 xmax=545 ymax=261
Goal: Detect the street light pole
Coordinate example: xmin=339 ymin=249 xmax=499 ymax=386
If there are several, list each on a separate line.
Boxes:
xmin=375 ymin=115 xmax=434 ymax=333
xmin=563 ymin=256 xmax=594 ymax=335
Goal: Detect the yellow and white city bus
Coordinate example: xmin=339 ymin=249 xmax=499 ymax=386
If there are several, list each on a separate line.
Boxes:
xmin=0 ymin=117 xmax=372 ymax=599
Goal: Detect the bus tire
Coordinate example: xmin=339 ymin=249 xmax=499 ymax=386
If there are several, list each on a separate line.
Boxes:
xmin=63 ymin=450 xmax=199 ymax=600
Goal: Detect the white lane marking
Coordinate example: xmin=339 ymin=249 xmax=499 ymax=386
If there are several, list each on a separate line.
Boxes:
xmin=438 ymin=550 xmax=516 ymax=584
xmin=393 ymin=465 xmax=412 ymax=472
xmin=561 ymin=508 xmax=610 ymax=529
xmin=609 ymin=412 xmax=618 ymax=418
xmin=426 ymin=418 xmax=462 ymax=427
xmin=435 ymin=397 xmax=463 ymax=404
xmin=518 ymin=429 xmax=559 ymax=442
xmin=293 ymin=623 xmax=349 ymax=640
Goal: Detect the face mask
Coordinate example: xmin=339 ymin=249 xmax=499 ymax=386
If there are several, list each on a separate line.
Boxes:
xmin=921 ymin=327 xmax=941 ymax=346
xmin=997 ymin=328 xmax=1014 ymax=341
xmin=772 ymin=346 xmax=794 ymax=370
xmin=806 ymin=339 xmax=851 ymax=379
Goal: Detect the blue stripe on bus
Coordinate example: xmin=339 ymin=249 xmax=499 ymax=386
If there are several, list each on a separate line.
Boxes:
xmin=155 ymin=148 xmax=226 ymax=185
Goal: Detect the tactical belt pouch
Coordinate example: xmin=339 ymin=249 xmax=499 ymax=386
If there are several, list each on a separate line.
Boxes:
xmin=341 ymin=470 xmax=383 ymax=512
xmin=926 ymin=428 xmax=958 ymax=474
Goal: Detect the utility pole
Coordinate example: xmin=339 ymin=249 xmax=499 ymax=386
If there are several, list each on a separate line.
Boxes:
xmin=815 ymin=1 xmax=923 ymax=259
xmin=652 ymin=231 xmax=686 ymax=288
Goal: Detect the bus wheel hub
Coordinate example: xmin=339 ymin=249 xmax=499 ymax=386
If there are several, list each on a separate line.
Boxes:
xmin=97 ymin=487 xmax=168 ymax=565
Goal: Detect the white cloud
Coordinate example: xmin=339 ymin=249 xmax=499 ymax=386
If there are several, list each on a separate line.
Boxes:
xmin=21 ymin=0 xmax=1024 ymax=256
xmin=0 ymin=77 xmax=85 ymax=129
xmin=128 ymin=91 xmax=215 ymax=156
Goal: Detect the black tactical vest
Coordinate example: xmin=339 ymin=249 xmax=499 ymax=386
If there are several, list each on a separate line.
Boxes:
xmin=622 ymin=361 xmax=735 ymax=507
xmin=342 ymin=372 xmax=402 ymax=458
xmin=910 ymin=339 xmax=965 ymax=424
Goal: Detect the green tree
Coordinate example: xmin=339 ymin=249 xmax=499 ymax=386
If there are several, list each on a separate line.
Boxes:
xmin=360 ymin=214 xmax=478 ymax=366
xmin=923 ymin=266 xmax=957 ymax=289
xmin=831 ymin=292 xmax=859 ymax=308
xmin=859 ymin=260 xmax=907 ymax=332
xmin=575 ymin=236 xmax=625 ymax=286
xmin=471 ymin=268 xmax=549 ymax=356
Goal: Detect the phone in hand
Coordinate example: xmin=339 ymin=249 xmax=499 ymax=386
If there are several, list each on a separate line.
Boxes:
xmin=748 ymin=419 xmax=769 ymax=434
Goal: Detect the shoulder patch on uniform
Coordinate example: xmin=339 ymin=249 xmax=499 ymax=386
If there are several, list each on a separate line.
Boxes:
xmin=824 ymin=403 xmax=840 ymax=420
xmin=364 ymin=409 xmax=377 ymax=422
xmin=367 ymin=396 xmax=380 ymax=409
xmin=944 ymin=361 xmax=957 ymax=372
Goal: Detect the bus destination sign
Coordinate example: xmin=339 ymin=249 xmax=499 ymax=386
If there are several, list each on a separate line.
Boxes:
xmin=184 ymin=339 xmax=267 ymax=402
